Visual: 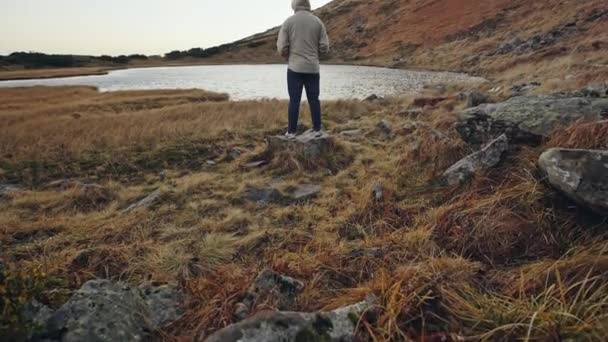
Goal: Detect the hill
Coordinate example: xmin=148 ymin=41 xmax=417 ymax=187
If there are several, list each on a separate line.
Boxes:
xmin=199 ymin=0 xmax=607 ymax=89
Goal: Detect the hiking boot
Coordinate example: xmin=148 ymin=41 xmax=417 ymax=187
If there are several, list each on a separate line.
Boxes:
xmin=314 ymin=129 xmax=324 ymax=138
xmin=285 ymin=132 xmax=297 ymax=140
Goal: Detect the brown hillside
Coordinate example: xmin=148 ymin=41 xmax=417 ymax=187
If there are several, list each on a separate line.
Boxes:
xmin=205 ymin=0 xmax=607 ymax=88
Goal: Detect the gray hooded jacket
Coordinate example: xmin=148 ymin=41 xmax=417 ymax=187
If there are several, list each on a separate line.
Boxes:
xmin=277 ymin=0 xmax=330 ymax=74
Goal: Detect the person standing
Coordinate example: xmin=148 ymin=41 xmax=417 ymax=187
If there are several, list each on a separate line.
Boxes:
xmin=277 ymin=0 xmax=330 ymax=139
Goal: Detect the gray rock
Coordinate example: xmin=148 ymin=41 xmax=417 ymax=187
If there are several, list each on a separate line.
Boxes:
xmin=0 ymin=183 xmax=21 ymax=197
xmin=141 ymin=285 xmax=185 ymax=327
xmin=539 ymin=148 xmax=608 ymax=215
xmin=339 ymin=129 xmax=363 ymax=137
xmin=235 ymin=270 xmax=304 ymax=321
xmin=40 ymin=280 xmax=184 ymax=342
xmin=510 ymin=82 xmax=541 ymax=96
xmin=289 ymin=184 xmax=322 ymax=202
xmin=376 ymin=119 xmax=392 ymax=136
xmin=457 ymin=96 xmax=608 ymax=144
xmin=123 ymin=189 xmax=162 ymax=213
xmin=244 ymin=187 xmax=284 ymax=205
xmin=442 ymin=134 xmax=508 ymax=186
xmin=208 ymin=296 xmax=377 ymax=342
xmin=266 ymin=130 xmax=332 ymax=161
xmin=372 ymin=181 xmax=383 ymax=203
xmin=22 ymin=299 xmax=54 ymax=332
xmin=365 ymin=94 xmax=380 ymax=102
xmin=244 ymin=160 xmax=268 ymax=169
xmin=581 ymin=84 xmax=608 ymax=98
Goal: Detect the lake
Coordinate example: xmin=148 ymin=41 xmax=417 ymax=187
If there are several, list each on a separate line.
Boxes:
xmin=0 ymin=64 xmax=485 ymax=100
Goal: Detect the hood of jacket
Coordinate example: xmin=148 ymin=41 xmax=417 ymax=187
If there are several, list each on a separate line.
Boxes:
xmin=292 ymin=0 xmax=311 ymax=12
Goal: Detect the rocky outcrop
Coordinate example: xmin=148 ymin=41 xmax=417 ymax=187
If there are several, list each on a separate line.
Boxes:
xmin=235 ymin=270 xmax=304 ymax=320
xmin=35 ymin=280 xmax=185 ymax=342
xmin=0 ymin=183 xmax=21 ymax=198
xmin=123 ymin=189 xmax=163 ymax=213
xmin=539 ymin=148 xmax=608 ymax=215
xmin=457 ymin=96 xmax=608 ymax=144
xmin=206 ymin=295 xmax=377 ymax=342
xmin=442 ymin=134 xmax=508 ymax=186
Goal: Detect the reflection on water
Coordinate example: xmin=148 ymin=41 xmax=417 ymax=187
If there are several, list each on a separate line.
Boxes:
xmin=0 ymin=64 xmax=485 ymax=100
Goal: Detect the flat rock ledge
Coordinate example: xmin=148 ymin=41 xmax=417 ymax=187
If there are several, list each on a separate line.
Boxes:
xmin=32 ymin=279 xmax=185 ymax=342
xmin=442 ymin=134 xmax=509 ymax=186
xmin=205 ymin=295 xmax=377 ymax=342
xmin=457 ymin=95 xmax=608 ymax=144
xmin=539 ymin=148 xmax=608 ymax=215
xmin=267 ymin=130 xmax=333 ymax=160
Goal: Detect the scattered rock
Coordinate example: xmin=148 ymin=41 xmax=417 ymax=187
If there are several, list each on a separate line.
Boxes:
xmin=207 ymin=295 xmax=377 ymax=342
xmin=289 ymin=184 xmax=322 ymax=202
xmin=372 ymin=181 xmax=383 ymax=203
xmin=159 ymin=171 xmax=167 ymax=182
xmin=141 ymin=284 xmax=186 ymax=327
xmin=235 ymin=270 xmax=304 ymax=321
xmin=244 ymin=187 xmax=284 ymax=205
xmin=457 ymin=95 xmax=608 ymax=144
xmin=123 ymin=189 xmax=163 ymax=213
xmin=226 ymin=148 xmax=242 ymax=161
xmin=339 ymin=129 xmax=363 ymax=137
xmin=376 ymin=119 xmax=392 ymax=136
xmin=0 ymin=183 xmax=20 ymax=197
xmin=580 ymin=84 xmax=608 ymax=98
xmin=539 ymin=148 xmax=608 ymax=215
xmin=442 ymin=134 xmax=509 ymax=186
xmin=266 ymin=130 xmax=332 ymax=161
xmin=22 ymin=299 xmax=54 ymax=331
xmin=37 ymin=280 xmax=185 ymax=342
xmin=244 ymin=160 xmax=269 ymax=169
xmin=206 ymin=160 xmax=217 ymax=166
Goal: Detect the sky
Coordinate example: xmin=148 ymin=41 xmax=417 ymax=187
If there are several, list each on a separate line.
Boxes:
xmin=0 ymin=0 xmax=333 ymax=56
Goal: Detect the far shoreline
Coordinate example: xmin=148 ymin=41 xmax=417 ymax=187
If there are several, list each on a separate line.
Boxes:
xmin=0 ymin=59 xmax=486 ymax=82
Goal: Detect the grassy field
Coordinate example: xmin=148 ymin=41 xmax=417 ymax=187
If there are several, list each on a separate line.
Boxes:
xmin=1 ymin=86 xmax=607 ymax=340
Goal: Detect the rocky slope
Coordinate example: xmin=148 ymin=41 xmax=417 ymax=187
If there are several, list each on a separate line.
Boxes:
xmin=202 ymin=0 xmax=607 ymax=88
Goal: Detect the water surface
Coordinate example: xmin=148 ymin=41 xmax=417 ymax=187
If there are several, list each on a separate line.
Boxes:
xmin=0 ymin=64 xmax=485 ymax=100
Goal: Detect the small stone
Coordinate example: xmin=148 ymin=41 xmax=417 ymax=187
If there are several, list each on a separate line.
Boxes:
xmin=123 ymin=189 xmax=162 ymax=213
xmin=376 ymin=119 xmax=392 ymax=135
xmin=442 ymin=134 xmax=509 ymax=186
xmin=365 ymin=94 xmax=380 ymax=102
xmin=289 ymin=184 xmax=322 ymax=202
xmin=372 ymin=181 xmax=383 ymax=203
xmin=206 ymin=160 xmax=217 ymax=166
xmin=244 ymin=160 xmax=268 ymax=169
xmin=339 ymin=129 xmax=363 ymax=137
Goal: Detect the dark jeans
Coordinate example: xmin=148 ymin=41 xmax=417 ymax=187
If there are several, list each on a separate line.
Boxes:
xmin=287 ymin=69 xmax=322 ymax=133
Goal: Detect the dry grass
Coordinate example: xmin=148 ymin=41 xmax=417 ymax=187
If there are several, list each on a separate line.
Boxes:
xmin=1 ymin=85 xmax=607 ymax=341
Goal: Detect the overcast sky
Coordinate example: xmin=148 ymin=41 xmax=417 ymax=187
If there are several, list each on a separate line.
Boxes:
xmin=0 ymin=0 xmax=333 ymax=56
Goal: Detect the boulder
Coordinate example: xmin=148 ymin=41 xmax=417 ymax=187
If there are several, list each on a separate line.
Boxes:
xmin=457 ymin=95 xmax=608 ymax=144
xmin=235 ymin=270 xmax=304 ymax=321
xmin=442 ymin=134 xmax=509 ymax=186
xmin=266 ymin=130 xmax=332 ymax=161
xmin=539 ymin=148 xmax=608 ymax=215
xmin=206 ymin=296 xmax=377 ymax=342
xmin=123 ymin=189 xmax=163 ymax=213
xmin=38 ymin=280 xmax=185 ymax=342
